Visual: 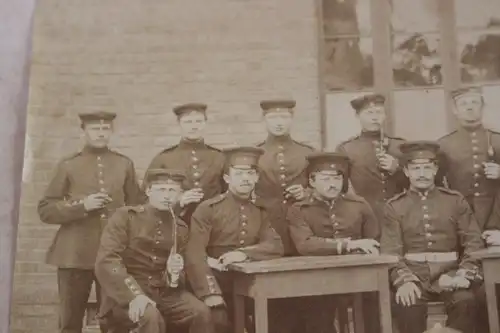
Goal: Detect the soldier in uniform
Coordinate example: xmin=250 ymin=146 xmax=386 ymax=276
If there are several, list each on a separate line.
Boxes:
xmin=255 ymin=99 xmax=315 ymax=256
xmin=287 ymin=152 xmax=380 ymax=333
xmin=146 ymin=103 xmax=226 ymax=224
xmin=336 ymin=93 xmax=408 ymax=221
xmin=437 ymin=86 xmax=500 ymax=231
xmin=95 ymin=168 xmax=223 ymax=333
xmin=38 ymin=111 xmax=142 ymax=333
xmin=381 ymin=141 xmax=484 ymax=333
xmin=185 ymin=146 xmax=284 ymax=333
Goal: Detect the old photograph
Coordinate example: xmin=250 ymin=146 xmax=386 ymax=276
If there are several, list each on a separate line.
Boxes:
xmin=4 ymin=1 xmax=500 ymax=333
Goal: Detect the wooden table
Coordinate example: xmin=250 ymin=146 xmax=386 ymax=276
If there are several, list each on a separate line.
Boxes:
xmin=472 ymin=246 xmax=500 ymax=333
xmin=228 ymin=254 xmax=398 ymax=333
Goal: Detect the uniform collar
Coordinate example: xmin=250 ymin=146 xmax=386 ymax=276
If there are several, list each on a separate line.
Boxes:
xmin=408 ymin=185 xmax=437 ymax=199
xmin=145 ymin=204 xmax=174 ymax=221
xmin=178 ymin=138 xmax=206 ymax=149
xmin=310 ymin=191 xmax=343 ymax=208
xmin=265 ymin=134 xmax=293 ymax=146
xmin=226 ymin=190 xmax=253 ymax=205
xmin=82 ymin=145 xmax=110 ymax=155
xmin=360 ymin=130 xmax=382 ymax=139
xmin=458 ymin=123 xmax=485 ymax=134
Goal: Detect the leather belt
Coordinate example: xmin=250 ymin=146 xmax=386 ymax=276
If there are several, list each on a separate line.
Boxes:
xmin=405 ymin=252 xmax=458 ymax=263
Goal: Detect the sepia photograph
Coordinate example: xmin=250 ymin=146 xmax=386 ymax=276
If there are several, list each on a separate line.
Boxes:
xmin=2 ymin=1 xmax=500 ymax=333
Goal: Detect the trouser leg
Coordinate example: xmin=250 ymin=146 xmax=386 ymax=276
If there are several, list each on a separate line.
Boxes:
xmin=442 ymin=288 xmax=478 ymax=333
xmin=392 ymin=296 xmax=428 ymax=333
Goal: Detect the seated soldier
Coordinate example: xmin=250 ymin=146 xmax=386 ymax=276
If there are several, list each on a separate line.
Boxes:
xmin=381 ymin=141 xmax=485 ymax=333
xmin=185 ymin=146 xmax=284 ymax=333
xmin=95 ymin=169 xmax=224 ymax=333
xmin=287 ymin=152 xmax=380 ymax=333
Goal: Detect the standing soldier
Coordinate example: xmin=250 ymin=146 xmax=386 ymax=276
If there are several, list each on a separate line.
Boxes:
xmin=185 ymin=146 xmax=284 ymax=333
xmin=381 ymin=141 xmax=484 ymax=333
xmin=95 ymin=169 xmax=223 ymax=333
xmin=255 ymin=99 xmax=315 ymax=256
xmin=438 ymin=86 xmax=500 ymax=231
xmin=38 ymin=111 xmax=142 ymax=333
xmin=336 ymin=93 xmax=408 ymax=221
xmin=146 ymin=103 xmax=226 ymax=224
xmin=287 ymin=152 xmax=380 ymax=333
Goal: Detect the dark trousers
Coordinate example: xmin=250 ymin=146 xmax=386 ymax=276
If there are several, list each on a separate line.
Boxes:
xmin=58 ymin=268 xmax=102 ymax=333
xmin=104 ymin=289 xmax=228 ymax=333
xmin=392 ymin=285 xmax=480 ymax=333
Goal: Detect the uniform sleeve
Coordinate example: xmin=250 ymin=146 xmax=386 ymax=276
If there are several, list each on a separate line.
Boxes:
xmin=361 ymin=200 xmax=380 ymax=241
xmin=124 ymin=159 xmax=143 ymax=206
xmin=95 ymin=209 xmax=144 ymax=306
xmin=238 ymin=208 xmax=284 ymax=260
xmin=454 ymin=196 xmax=484 ymax=280
xmin=288 ymin=205 xmax=348 ymax=256
xmin=37 ymin=160 xmax=88 ymax=225
xmin=185 ymin=204 xmax=222 ymax=300
xmin=380 ymin=203 xmax=420 ymax=289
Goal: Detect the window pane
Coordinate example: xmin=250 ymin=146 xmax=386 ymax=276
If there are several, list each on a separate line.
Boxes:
xmin=325 ymin=92 xmax=364 ymax=149
xmin=458 ymin=32 xmax=500 ymax=83
xmin=392 ymin=34 xmax=443 ymax=87
xmin=323 ymin=0 xmax=371 ymax=36
xmin=390 ymin=0 xmax=439 ymax=33
xmin=482 ymin=86 xmax=500 ymax=131
xmin=455 ymin=0 xmax=500 ymax=29
xmin=324 ymin=37 xmax=373 ymax=91
xmin=393 ymin=89 xmax=447 ymax=140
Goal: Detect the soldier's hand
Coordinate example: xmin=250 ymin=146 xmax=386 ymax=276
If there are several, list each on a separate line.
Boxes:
xmin=218 ymin=251 xmax=248 ymax=267
xmin=347 ymin=239 xmax=380 ymax=254
xmin=285 ymin=184 xmax=306 ymax=201
xmin=179 ymin=188 xmax=204 ymax=207
xmin=204 ymin=295 xmax=225 ymax=308
xmin=396 ymin=282 xmax=421 ymax=307
xmin=450 ymin=276 xmax=471 ymax=289
xmin=483 ymin=230 xmax=500 ymax=246
xmin=167 ymin=253 xmax=184 ymax=274
xmin=483 ymin=162 xmax=500 ymax=179
xmin=83 ymin=193 xmax=112 ymax=211
xmin=438 ymin=274 xmax=456 ymax=291
xmin=128 ymin=294 xmax=156 ymax=323
xmin=378 ymin=154 xmax=399 ymax=173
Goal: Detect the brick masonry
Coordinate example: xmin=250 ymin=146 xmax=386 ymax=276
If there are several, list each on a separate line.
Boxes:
xmin=11 ymin=1 xmax=322 ymax=332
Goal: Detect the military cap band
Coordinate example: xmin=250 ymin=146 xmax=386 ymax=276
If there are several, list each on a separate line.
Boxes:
xmin=78 ymin=111 xmax=116 ymax=123
xmin=350 ymin=93 xmax=385 ymax=113
xmin=224 ymin=146 xmax=264 ymax=168
xmin=260 ymin=99 xmax=296 ymax=114
xmin=450 ymin=86 xmax=483 ymax=100
xmin=145 ymin=168 xmax=186 ymax=185
xmin=399 ymin=141 xmax=441 ymax=163
xmin=173 ymin=103 xmax=207 ymax=117
xmin=306 ymin=152 xmax=350 ymax=175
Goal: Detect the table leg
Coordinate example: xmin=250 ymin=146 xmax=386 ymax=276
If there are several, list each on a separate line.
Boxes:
xmin=378 ymin=271 xmax=393 ymax=333
xmin=485 ymin=280 xmax=500 ymax=333
xmin=254 ymin=297 xmax=268 ymax=333
xmin=353 ymin=293 xmax=365 ymax=333
xmin=233 ymin=293 xmax=246 ymax=333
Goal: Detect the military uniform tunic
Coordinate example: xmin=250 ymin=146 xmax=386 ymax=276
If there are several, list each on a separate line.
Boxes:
xmin=255 ymin=135 xmax=315 ymax=255
xmin=381 ymin=187 xmax=484 ymax=333
xmin=288 ymin=192 xmax=379 ymax=255
xmin=185 ymin=192 xmax=284 ymax=299
xmin=336 ymin=131 xmax=408 ymax=220
xmin=38 ymin=146 xmax=142 ymax=269
xmin=146 ymin=139 xmax=226 ymax=222
xmin=438 ymin=126 xmax=500 ymax=230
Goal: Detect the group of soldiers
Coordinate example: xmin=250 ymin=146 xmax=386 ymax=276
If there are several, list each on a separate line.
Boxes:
xmin=38 ymin=86 xmax=500 ymax=333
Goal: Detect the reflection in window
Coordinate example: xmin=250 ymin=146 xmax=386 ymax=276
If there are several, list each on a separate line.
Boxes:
xmin=323 ymin=0 xmax=371 ymax=36
xmin=455 ymin=0 xmax=500 ymax=29
xmin=393 ymin=90 xmax=447 ymax=140
xmin=458 ymin=32 xmax=500 ymax=83
xmin=392 ymin=34 xmax=442 ymax=87
xmin=390 ymin=0 xmax=439 ymax=33
xmin=324 ymin=38 xmax=373 ymax=91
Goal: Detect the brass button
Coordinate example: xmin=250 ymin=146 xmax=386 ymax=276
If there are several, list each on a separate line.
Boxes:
xmin=239 ymin=240 xmax=245 ymax=245
xmin=424 ymin=224 xmax=430 ymax=228
xmin=192 ymin=156 xmax=199 ymax=162
xmin=97 ymin=156 xmax=102 ymax=161
xmin=474 ymin=192 xmax=480 ymax=197
xmin=194 ymin=182 xmax=200 ymax=187
xmin=474 ymin=164 xmax=480 ymax=169
xmin=423 ymin=214 xmax=429 ymax=219
xmin=427 ymin=242 xmax=432 ymax=246
xmin=191 ymin=150 xmax=196 ymax=155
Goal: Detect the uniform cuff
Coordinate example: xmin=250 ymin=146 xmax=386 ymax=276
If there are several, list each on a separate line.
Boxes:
xmin=123 ymin=276 xmax=145 ymax=304
xmin=393 ymin=272 xmax=420 ymax=289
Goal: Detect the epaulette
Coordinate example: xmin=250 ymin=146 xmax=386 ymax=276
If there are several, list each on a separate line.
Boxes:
xmin=159 ymin=144 xmax=179 ymax=154
xmin=293 ymin=140 xmax=315 ymax=150
xmin=487 ymin=128 xmax=500 ymax=135
xmin=255 ymin=141 xmax=265 ymax=147
xmin=342 ymin=192 xmax=366 ymax=203
xmin=205 ymin=193 xmax=227 ymax=206
xmin=387 ymin=135 xmax=405 ymax=141
xmin=205 ymin=144 xmax=222 ymax=152
xmin=61 ymin=151 xmax=82 ymax=163
xmin=125 ymin=205 xmax=145 ymax=213
xmin=109 ymin=149 xmax=132 ymax=161
xmin=437 ymin=187 xmax=462 ymax=196
xmin=437 ymin=130 xmax=458 ymax=141
xmin=338 ymin=134 xmax=361 ymax=146
xmin=292 ymin=198 xmax=313 ymax=208
xmin=387 ymin=190 xmax=407 ymax=204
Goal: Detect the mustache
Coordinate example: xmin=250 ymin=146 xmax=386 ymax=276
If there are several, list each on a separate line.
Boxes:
xmin=416 ymin=177 xmax=431 ymax=182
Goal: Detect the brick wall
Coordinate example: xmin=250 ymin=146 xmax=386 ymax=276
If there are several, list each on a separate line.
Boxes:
xmin=11 ymin=1 xmax=321 ymax=332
